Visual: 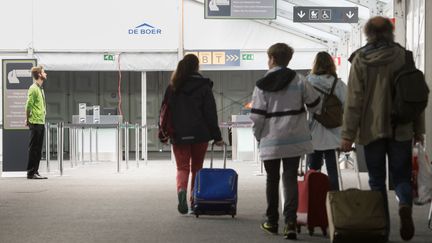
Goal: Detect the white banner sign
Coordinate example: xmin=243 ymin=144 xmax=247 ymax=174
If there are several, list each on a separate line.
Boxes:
xmin=1 ymin=0 xmax=179 ymax=52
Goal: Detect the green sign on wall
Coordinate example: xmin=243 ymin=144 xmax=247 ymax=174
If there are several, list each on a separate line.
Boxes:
xmin=242 ymin=54 xmax=254 ymax=61
xmin=104 ymin=54 xmax=115 ymax=61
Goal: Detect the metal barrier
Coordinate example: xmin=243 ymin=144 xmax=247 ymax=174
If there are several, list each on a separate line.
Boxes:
xmin=43 ymin=123 xmax=150 ymax=175
xmin=44 ymin=122 xmax=64 ymax=175
xmin=42 ymin=121 xmax=260 ymax=176
xmin=45 ymin=123 xmax=60 ymax=173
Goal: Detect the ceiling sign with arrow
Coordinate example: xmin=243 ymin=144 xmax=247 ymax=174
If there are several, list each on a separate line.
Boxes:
xmin=205 ymin=0 xmax=276 ymax=19
xmin=185 ymin=50 xmax=241 ymax=66
xmin=293 ymin=6 xmax=358 ymax=23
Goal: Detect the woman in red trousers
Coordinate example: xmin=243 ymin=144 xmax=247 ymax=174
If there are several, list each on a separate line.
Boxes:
xmin=161 ymin=54 xmax=223 ymax=214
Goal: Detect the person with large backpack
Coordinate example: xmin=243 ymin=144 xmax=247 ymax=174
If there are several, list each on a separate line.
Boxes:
xmin=306 ymin=52 xmax=347 ymax=191
xmin=340 ymin=16 xmax=428 ymax=242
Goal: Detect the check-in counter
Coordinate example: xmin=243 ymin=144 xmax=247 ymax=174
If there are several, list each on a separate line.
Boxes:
xmin=231 ymin=115 xmax=256 ymax=161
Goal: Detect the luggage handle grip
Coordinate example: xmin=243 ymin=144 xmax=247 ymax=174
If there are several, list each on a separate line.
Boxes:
xmin=211 ymin=141 xmax=227 ymax=169
xmin=336 ymin=148 xmax=362 ymax=190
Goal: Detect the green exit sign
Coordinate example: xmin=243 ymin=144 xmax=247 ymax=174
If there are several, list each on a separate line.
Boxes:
xmin=104 ymin=54 xmax=115 ymax=61
xmin=242 ymin=53 xmax=254 ymax=61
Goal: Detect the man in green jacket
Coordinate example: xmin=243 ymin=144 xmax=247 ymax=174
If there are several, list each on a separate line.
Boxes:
xmin=25 ymin=66 xmax=48 ymax=179
xmin=341 ymin=17 xmax=424 ymax=242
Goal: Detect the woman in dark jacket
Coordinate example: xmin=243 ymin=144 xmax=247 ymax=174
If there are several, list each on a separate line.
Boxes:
xmin=163 ymin=54 xmax=223 ymax=214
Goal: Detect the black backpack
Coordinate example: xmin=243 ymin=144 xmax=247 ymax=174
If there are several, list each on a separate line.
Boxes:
xmin=391 ymin=50 xmax=429 ymax=125
xmin=313 ymin=78 xmax=343 ymax=129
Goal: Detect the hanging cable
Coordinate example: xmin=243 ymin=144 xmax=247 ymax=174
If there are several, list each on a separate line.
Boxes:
xmin=117 ymin=53 xmax=123 ymax=116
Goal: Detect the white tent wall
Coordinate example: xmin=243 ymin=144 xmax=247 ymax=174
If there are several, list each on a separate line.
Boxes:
xmin=405 ymin=0 xmax=430 ymax=157
xmin=33 ymin=0 xmax=179 ymax=52
xmin=0 ymin=0 xmax=334 ymax=71
xmin=406 ymin=0 xmax=425 ymax=71
xmin=402 ymin=0 xmax=431 ymax=159
xmin=426 ymin=0 xmax=432 ymax=159
xmin=34 ymin=53 xmax=179 ymax=71
xmin=0 ymin=0 xmax=32 ymax=51
xmin=0 ymin=0 xmax=180 ymax=71
xmin=184 ymin=0 xmax=328 ymax=70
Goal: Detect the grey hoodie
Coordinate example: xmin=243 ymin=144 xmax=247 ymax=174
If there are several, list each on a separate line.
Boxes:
xmin=342 ymin=42 xmax=425 ymax=145
xmin=250 ymin=67 xmax=321 ymax=160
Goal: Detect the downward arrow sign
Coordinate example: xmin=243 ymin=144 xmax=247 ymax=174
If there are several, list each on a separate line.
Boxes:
xmin=297 ymin=11 xmax=305 ymax=18
xmin=346 ymin=11 xmax=355 ymax=19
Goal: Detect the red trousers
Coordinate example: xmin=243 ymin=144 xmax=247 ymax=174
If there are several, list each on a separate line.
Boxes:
xmin=172 ymin=142 xmax=208 ymax=203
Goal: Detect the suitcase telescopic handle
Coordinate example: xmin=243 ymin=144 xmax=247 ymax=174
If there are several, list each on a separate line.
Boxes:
xmin=210 ymin=141 xmax=227 ymax=169
xmin=428 ymin=202 xmax=432 ymax=230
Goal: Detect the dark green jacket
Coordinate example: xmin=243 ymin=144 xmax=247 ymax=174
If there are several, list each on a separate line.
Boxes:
xmin=342 ymin=42 xmax=425 ymax=145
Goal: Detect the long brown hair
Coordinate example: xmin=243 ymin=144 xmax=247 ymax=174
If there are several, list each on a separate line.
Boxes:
xmin=170 ymin=54 xmax=199 ymax=91
xmin=311 ymin=52 xmax=337 ymax=79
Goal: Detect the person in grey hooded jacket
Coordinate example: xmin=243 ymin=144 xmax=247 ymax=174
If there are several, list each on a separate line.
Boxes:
xmin=341 ymin=16 xmax=425 ymax=242
xmin=250 ymin=43 xmax=321 ymax=240
xmin=306 ymin=52 xmax=347 ymax=191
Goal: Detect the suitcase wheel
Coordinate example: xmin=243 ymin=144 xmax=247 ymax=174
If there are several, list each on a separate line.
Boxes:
xmin=195 ymin=214 xmax=199 ymax=218
xmin=296 ymin=225 xmax=301 ymax=234
xmin=231 ymin=214 xmax=235 ymax=218
xmin=308 ymin=227 xmax=314 ymax=236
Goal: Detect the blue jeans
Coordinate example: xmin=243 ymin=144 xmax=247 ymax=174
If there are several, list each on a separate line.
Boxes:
xmin=263 ymin=157 xmax=300 ymax=225
xmin=364 ymin=138 xmax=413 ymax=232
xmin=307 ymin=149 xmax=339 ymax=191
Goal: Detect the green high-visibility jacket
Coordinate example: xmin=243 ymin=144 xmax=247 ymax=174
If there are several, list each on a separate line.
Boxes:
xmin=25 ymin=83 xmax=46 ymax=124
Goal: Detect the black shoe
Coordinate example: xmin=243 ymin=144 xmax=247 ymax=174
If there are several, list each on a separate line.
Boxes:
xmin=261 ymin=222 xmax=278 ymax=235
xmin=177 ymin=189 xmax=188 ymax=214
xmin=399 ymin=205 xmax=414 ymax=241
xmin=27 ymin=174 xmax=47 ymax=179
xmin=284 ymin=222 xmax=297 ymax=240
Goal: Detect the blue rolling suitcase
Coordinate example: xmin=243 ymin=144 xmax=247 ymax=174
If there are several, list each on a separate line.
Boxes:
xmin=193 ymin=143 xmax=238 ymax=218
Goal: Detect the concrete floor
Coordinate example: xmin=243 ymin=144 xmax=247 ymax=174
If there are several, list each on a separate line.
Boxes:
xmin=1 ymin=156 xmax=431 ymax=243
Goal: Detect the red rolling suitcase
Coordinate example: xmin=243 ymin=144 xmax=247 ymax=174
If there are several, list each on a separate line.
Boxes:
xmin=296 ymin=158 xmax=330 ymax=236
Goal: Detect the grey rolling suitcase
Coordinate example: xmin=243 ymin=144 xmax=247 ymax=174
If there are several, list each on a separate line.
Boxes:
xmin=326 ymin=152 xmax=388 ymax=243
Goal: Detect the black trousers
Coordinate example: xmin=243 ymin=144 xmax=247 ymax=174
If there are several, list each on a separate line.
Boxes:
xmin=263 ymin=156 xmax=300 ymax=225
xmin=27 ymin=124 xmax=45 ymax=176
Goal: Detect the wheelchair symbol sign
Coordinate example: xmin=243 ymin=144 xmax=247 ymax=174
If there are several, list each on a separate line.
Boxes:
xmin=321 ymin=9 xmax=331 ymax=20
